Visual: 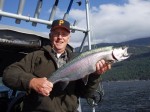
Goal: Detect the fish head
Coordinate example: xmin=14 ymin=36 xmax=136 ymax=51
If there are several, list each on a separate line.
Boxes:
xmin=112 ymin=46 xmax=130 ymax=62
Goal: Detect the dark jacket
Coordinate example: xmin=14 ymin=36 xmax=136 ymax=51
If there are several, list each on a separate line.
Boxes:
xmin=3 ymin=45 xmax=101 ymax=112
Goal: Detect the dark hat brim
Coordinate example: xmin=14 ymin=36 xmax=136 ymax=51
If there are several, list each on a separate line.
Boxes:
xmin=51 ymin=26 xmax=70 ymax=33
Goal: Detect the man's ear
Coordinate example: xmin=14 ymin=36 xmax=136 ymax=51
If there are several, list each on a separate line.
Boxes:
xmin=67 ymin=35 xmax=71 ymax=43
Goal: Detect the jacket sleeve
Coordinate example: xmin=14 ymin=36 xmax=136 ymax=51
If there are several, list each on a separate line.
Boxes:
xmin=2 ymin=52 xmax=37 ymax=91
xmin=76 ymin=72 xmax=101 ymax=98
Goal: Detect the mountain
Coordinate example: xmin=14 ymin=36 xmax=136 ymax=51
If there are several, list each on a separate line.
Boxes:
xmin=121 ymin=37 xmax=150 ymax=46
xmin=75 ymin=37 xmax=150 ymax=81
xmin=75 ymin=37 xmax=150 ymax=51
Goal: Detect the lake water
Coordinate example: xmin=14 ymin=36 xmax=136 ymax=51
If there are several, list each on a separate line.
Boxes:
xmin=0 ymin=80 xmax=150 ymax=112
xmin=80 ymin=80 xmax=150 ymax=112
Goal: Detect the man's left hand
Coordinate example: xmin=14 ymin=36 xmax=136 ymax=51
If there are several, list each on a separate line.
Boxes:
xmin=95 ymin=59 xmax=111 ymax=75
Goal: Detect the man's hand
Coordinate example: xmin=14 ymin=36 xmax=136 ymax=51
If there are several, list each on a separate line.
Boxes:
xmin=29 ymin=77 xmax=53 ymax=96
xmin=95 ymin=59 xmax=111 ymax=75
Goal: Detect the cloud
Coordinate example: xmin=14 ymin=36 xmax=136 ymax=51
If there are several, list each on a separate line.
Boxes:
xmin=68 ymin=0 xmax=150 ymax=48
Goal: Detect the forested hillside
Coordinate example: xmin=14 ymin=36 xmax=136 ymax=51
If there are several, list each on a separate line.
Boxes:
xmin=102 ymin=46 xmax=150 ymax=81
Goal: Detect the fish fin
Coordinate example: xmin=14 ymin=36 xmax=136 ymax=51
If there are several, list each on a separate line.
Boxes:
xmin=61 ymin=81 xmax=69 ymax=90
xmin=106 ymin=60 xmax=115 ymax=64
xmin=82 ymin=75 xmax=89 ymax=85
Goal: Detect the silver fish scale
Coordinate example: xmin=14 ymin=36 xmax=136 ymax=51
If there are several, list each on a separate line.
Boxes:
xmin=49 ymin=47 xmax=114 ymax=84
xmin=48 ymin=46 xmax=129 ymax=84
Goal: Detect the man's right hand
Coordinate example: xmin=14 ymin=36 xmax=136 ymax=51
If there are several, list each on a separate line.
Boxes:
xmin=29 ymin=77 xmax=53 ymax=96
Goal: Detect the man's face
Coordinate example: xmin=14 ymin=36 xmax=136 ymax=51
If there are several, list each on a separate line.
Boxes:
xmin=50 ymin=28 xmax=70 ymax=53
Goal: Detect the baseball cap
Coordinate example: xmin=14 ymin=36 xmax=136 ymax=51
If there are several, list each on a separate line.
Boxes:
xmin=51 ymin=19 xmax=70 ymax=33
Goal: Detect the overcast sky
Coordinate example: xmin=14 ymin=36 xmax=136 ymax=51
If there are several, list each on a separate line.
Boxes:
xmin=69 ymin=0 xmax=150 ymax=47
xmin=0 ymin=0 xmax=150 ymax=48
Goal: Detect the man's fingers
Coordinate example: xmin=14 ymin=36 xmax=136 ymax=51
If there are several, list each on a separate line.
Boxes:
xmin=107 ymin=64 xmax=111 ymax=69
xmin=30 ymin=77 xmax=53 ymax=96
xmin=42 ymin=81 xmax=53 ymax=89
xmin=40 ymin=80 xmax=53 ymax=96
xmin=96 ymin=59 xmax=111 ymax=74
xmin=38 ymin=87 xmax=51 ymax=96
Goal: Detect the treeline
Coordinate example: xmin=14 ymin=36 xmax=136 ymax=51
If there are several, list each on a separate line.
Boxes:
xmin=101 ymin=46 xmax=150 ymax=81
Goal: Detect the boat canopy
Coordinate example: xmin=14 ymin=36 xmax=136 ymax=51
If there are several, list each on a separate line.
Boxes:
xmin=0 ymin=0 xmax=92 ymax=52
xmin=0 ymin=0 xmax=92 ymax=78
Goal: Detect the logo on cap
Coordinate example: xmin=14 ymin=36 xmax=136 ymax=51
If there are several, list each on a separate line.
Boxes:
xmin=51 ymin=19 xmax=70 ymax=33
xmin=59 ymin=20 xmax=64 ymax=26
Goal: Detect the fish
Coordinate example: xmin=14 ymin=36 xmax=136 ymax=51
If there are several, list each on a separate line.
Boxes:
xmin=48 ymin=46 xmax=130 ymax=86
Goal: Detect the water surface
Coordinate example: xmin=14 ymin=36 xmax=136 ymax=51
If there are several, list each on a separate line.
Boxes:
xmin=81 ymin=80 xmax=150 ymax=112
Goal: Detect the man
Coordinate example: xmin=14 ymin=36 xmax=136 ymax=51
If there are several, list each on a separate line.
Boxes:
xmin=3 ymin=19 xmax=111 ymax=112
